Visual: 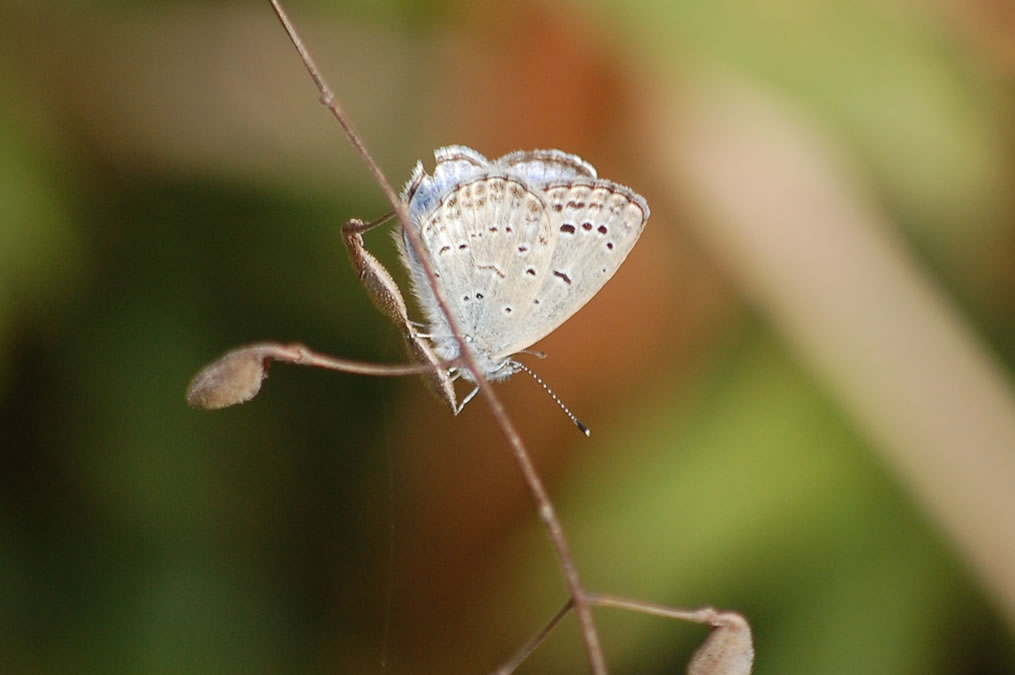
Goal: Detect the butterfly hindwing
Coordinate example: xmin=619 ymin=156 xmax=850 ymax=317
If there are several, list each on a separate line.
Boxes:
xmin=416 ymin=174 xmax=554 ymax=360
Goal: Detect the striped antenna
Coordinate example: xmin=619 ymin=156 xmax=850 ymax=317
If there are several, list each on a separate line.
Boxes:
xmin=515 ymin=361 xmax=590 ymax=437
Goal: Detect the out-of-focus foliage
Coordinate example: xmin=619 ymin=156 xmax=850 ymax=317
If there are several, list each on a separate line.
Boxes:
xmin=1 ymin=1 xmax=1013 ymax=673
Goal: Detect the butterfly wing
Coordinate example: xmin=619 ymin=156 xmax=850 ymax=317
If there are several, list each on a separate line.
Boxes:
xmin=407 ymin=174 xmax=555 ymax=371
xmin=496 ymin=148 xmax=598 ymax=183
xmin=492 ymin=179 xmax=649 ymax=358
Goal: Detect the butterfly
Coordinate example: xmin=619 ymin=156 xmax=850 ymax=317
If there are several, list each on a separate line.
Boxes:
xmin=351 ymin=145 xmax=649 ymax=418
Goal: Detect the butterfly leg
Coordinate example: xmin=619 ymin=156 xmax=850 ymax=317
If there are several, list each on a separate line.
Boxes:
xmin=455 ymin=385 xmax=481 ymax=414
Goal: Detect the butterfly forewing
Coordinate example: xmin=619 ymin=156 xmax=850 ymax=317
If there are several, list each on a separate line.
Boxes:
xmin=492 ymin=180 xmax=648 ymax=358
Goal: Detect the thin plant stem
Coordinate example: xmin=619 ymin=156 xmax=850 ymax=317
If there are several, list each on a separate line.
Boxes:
xmin=496 ymin=593 xmax=749 ymax=674
xmin=260 ymin=342 xmax=451 ymax=376
xmin=586 ymin=593 xmax=728 ymax=624
xmin=493 ymin=598 xmax=574 ymax=675
xmin=184 ymin=342 xmax=459 ymax=410
xmin=265 ymin=2 xmax=606 ymax=672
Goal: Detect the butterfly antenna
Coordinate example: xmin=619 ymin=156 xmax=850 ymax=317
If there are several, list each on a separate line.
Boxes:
xmin=515 ymin=362 xmax=590 ymax=437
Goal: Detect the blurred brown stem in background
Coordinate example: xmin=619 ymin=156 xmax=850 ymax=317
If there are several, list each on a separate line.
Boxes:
xmin=654 ymin=74 xmax=1015 ymax=626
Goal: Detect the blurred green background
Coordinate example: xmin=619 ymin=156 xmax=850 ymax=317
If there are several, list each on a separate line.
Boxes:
xmin=2 ymin=0 xmax=1014 ymax=672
